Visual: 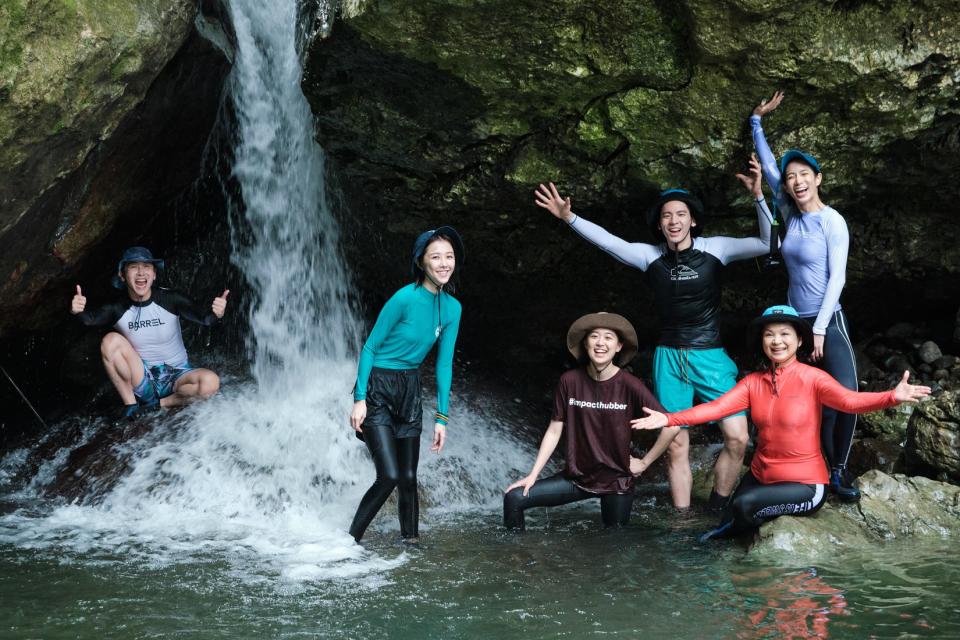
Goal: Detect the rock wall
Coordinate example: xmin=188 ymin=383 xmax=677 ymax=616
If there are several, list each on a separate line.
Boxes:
xmin=303 ymin=0 xmax=960 ymax=379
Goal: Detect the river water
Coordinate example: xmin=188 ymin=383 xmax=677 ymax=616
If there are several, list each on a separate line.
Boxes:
xmin=0 ymin=0 xmax=958 ymax=637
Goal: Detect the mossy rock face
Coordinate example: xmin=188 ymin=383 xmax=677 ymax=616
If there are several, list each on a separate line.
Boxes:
xmin=303 ymin=0 xmax=960 ymax=372
xmin=0 ymin=0 xmax=195 ymax=242
xmin=0 ymin=1 xmax=232 ymax=339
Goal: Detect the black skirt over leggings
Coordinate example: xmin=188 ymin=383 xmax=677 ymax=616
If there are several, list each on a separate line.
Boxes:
xmin=350 ymin=368 xmax=423 ymax=541
xmin=503 ymin=473 xmax=633 ymax=530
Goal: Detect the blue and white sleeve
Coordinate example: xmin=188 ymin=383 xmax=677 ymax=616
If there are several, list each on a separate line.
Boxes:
xmin=812 ymin=209 xmax=849 ymax=335
xmin=751 ymin=115 xmax=793 ymax=223
xmin=699 ymin=198 xmax=775 ymax=264
xmin=568 ymin=215 xmax=660 ymax=271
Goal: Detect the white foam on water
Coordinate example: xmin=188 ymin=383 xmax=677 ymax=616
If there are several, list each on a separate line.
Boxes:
xmin=0 ymin=0 xmax=538 ymax=583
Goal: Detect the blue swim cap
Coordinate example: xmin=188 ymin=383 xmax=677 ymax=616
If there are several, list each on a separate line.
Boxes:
xmin=747 ymin=305 xmax=814 ymax=359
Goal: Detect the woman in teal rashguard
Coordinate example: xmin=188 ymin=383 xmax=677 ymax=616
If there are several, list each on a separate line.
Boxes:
xmin=348 ymin=227 xmax=464 ymax=543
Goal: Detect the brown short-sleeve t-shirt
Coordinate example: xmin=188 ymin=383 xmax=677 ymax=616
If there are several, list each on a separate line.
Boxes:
xmin=552 ymin=368 xmax=664 ymax=494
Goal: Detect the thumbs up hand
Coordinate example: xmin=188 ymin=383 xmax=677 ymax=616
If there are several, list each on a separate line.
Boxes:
xmin=71 ymin=285 xmax=86 ymax=315
xmin=212 ymin=289 xmax=229 ymax=319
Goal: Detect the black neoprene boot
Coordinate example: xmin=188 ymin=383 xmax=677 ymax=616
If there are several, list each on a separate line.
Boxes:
xmin=829 ymin=465 xmax=861 ymax=502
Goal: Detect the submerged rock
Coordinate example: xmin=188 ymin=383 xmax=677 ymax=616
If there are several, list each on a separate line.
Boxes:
xmin=750 ymin=470 xmax=960 ymax=559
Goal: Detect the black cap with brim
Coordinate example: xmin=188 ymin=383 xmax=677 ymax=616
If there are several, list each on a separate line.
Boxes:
xmin=646 ymin=189 xmax=706 ymax=240
xmin=747 ymin=305 xmax=814 ymax=361
xmin=410 ymin=225 xmax=465 ymax=279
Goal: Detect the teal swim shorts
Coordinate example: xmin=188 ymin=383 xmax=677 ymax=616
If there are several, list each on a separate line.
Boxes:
xmin=652 ymin=346 xmax=745 ymax=425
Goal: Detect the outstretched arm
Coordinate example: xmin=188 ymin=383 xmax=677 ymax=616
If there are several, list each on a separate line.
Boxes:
xmin=817 ymin=369 xmax=928 ymax=413
xmin=505 ymin=420 xmax=564 ymax=496
xmin=635 ymin=378 xmax=752 ymax=429
xmin=536 ymin=182 xmax=660 ymax=271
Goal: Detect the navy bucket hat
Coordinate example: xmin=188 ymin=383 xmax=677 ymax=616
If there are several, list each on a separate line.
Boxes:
xmin=411 ymin=226 xmax=465 ymax=280
xmin=779 ymin=149 xmax=821 ymax=175
xmin=747 ymin=305 xmax=814 ymax=360
xmin=646 ymin=188 xmax=706 ymax=239
xmin=112 ymin=246 xmax=164 ymax=289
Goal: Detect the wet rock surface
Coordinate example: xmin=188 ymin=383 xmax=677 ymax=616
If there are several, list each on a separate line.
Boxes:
xmin=750 ymin=470 xmax=960 ymax=559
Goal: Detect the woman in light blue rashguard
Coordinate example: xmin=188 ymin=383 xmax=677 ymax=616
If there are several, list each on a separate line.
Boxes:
xmin=348 ymin=227 xmax=464 ymax=542
xmin=749 ymin=91 xmax=860 ymax=501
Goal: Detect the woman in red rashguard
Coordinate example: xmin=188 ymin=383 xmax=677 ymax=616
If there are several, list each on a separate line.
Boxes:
xmin=632 ymin=305 xmax=931 ymax=541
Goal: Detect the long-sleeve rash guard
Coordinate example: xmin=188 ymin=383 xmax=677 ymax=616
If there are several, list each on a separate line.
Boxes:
xmin=569 ymin=200 xmax=773 ymax=348
xmin=354 ymin=283 xmax=462 ymax=425
xmin=751 ymin=115 xmax=849 ymax=335
xmin=76 ymin=288 xmax=218 ymax=367
xmin=664 ymin=360 xmax=896 ymax=484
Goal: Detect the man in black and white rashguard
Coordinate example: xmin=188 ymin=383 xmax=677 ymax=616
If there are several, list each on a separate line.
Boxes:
xmin=71 ymin=246 xmax=229 ymax=420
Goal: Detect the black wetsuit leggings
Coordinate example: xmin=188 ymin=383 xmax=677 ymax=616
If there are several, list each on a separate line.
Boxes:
xmin=503 ymin=473 xmax=633 ymax=530
xmin=807 ymin=310 xmax=858 ymax=469
xmin=349 ymin=427 xmax=420 ymax=541
xmin=718 ymin=471 xmax=826 ymax=537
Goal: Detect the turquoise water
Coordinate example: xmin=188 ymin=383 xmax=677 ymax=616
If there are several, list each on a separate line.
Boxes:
xmin=3 ymin=507 xmax=957 ymax=639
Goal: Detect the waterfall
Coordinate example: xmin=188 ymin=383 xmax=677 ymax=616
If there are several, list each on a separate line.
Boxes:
xmin=0 ymin=0 xmax=535 ymax=581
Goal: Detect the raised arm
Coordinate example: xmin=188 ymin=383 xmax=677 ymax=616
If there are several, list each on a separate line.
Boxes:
xmin=705 ymin=156 xmax=776 ymax=264
xmin=505 ymin=420 xmax=564 ymax=496
xmin=750 ymin=91 xmax=785 ymax=197
xmin=535 ymin=182 xmax=660 ymax=271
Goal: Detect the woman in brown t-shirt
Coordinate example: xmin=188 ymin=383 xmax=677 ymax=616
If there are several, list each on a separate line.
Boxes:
xmin=503 ymin=312 xmax=681 ymax=530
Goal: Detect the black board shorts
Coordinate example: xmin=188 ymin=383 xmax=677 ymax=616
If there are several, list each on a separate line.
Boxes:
xmin=357 ymin=367 xmax=423 ymax=440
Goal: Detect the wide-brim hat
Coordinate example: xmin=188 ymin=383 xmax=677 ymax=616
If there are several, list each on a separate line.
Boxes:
xmin=566 ymin=312 xmax=639 ymax=366
xmin=747 ymin=305 xmax=814 ymax=360
xmin=112 ymin=246 xmax=164 ymax=289
xmin=411 ymin=225 xmax=465 ymax=279
xmin=779 ymin=149 xmax=821 ymax=175
xmin=646 ymin=188 xmax=706 ymax=240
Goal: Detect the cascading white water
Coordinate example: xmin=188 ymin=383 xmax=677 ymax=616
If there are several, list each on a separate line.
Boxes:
xmin=0 ymin=0 xmax=535 ymax=581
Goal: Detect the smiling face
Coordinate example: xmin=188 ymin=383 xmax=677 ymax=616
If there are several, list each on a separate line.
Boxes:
xmin=420 ymin=238 xmax=456 ymax=290
xmin=762 ymin=322 xmax=801 ymax=366
xmin=122 ymin=261 xmax=156 ymax=299
xmin=583 ymin=327 xmax=623 ymax=368
xmin=659 ymin=200 xmax=697 ymax=249
xmin=783 ymin=160 xmax=823 ymax=211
